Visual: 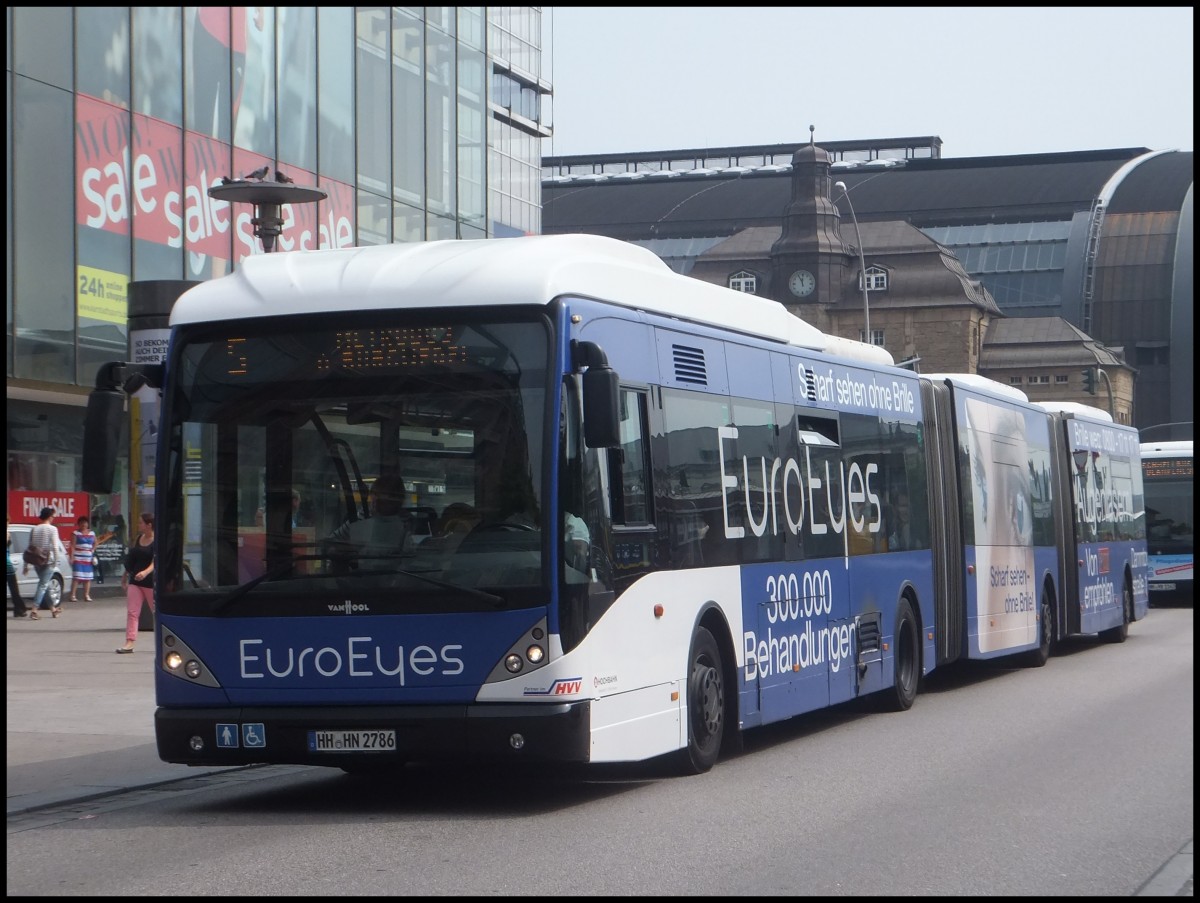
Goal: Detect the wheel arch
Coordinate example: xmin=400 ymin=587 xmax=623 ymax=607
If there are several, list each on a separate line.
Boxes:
xmin=896 ymin=582 xmax=924 ymax=678
xmin=1124 ymin=564 xmax=1140 ymax=622
xmin=694 ymin=601 xmax=742 ymax=756
xmin=1043 ymin=572 xmax=1059 ymax=646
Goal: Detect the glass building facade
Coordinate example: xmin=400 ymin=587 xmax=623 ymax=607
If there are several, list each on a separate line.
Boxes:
xmin=6 ymin=7 xmax=551 ymax=552
xmin=921 ymin=221 xmax=1072 ymax=313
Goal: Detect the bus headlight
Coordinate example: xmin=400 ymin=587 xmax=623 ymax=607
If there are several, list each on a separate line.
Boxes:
xmin=485 ymin=617 xmax=550 ymax=684
xmin=158 ymin=630 xmax=221 ymax=688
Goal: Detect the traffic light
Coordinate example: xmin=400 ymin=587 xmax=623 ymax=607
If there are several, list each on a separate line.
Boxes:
xmin=1081 ymin=367 xmax=1096 ymax=395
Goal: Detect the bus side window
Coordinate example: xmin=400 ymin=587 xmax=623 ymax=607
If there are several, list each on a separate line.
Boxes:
xmin=612 ymin=389 xmax=651 ymax=526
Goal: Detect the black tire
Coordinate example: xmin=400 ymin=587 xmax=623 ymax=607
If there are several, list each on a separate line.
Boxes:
xmin=877 ymin=599 xmax=919 ymax=712
xmin=678 ymin=626 xmax=725 ymax=775
xmin=1101 ymin=577 xmax=1133 ymax=644
xmin=1022 ymin=587 xmax=1053 ymax=668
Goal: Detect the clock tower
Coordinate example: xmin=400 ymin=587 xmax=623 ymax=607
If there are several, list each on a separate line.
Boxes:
xmin=769 ymin=128 xmax=849 ymax=325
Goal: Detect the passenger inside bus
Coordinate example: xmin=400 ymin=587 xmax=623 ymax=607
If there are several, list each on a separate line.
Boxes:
xmin=888 ymin=489 xmax=913 ymax=550
xmin=421 ymin=503 xmax=481 ymax=555
xmin=563 ymin=509 xmax=590 ymax=572
xmin=847 ymin=497 xmax=885 ymax=555
xmin=326 ymin=473 xmax=411 ymax=564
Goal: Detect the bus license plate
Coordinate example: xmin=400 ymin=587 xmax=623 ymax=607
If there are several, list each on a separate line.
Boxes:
xmin=1149 ymin=583 xmax=1176 ymax=591
xmin=308 ymin=729 xmax=396 ymax=753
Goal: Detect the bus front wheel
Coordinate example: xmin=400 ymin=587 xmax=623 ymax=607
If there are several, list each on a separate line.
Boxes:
xmin=678 ymin=626 xmax=724 ymax=775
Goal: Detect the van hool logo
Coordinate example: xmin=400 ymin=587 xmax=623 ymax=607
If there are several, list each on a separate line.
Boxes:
xmin=327 ymin=600 xmax=370 ymax=614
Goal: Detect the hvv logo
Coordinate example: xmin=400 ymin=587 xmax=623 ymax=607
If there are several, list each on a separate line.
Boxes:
xmin=523 ymin=677 xmax=583 ymax=697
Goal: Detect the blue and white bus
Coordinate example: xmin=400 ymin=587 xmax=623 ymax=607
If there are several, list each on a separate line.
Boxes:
xmin=1139 ymin=439 xmax=1193 ymax=604
xmin=82 ymin=235 xmax=1148 ymax=774
xmin=1036 ymin=402 xmax=1151 ymax=640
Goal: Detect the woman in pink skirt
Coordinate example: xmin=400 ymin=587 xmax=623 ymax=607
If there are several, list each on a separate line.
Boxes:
xmin=117 ymin=513 xmax=155 ymax=654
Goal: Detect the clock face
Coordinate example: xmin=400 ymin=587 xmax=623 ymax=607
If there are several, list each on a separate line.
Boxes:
xmin=789 ymin=269 xmax=816 ymax=297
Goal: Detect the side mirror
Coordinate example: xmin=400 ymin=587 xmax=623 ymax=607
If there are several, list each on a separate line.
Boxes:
xmin=574 ymin=340 xmax=621 ymax=449
xmin=583 ymin=366 xmax=620 ymax=448
xmin=82 ymin=386 xmax=126 ymax=493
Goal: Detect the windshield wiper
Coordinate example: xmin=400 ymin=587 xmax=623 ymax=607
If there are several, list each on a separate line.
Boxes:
xmin=210 ymin=554 xmax=325 ymax=614
xmin=210 ymin=551 xmax=505 ymax=612
xmin=350 ymin=553 xmax=505 ymax=608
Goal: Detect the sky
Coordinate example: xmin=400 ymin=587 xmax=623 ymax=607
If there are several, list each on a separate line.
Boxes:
xmin=540 ymin=7 xmax=1194 ymax=160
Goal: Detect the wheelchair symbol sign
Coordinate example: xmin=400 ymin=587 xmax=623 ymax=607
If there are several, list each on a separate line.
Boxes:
xmin=242 ymin=723 xmax=266 ymax=748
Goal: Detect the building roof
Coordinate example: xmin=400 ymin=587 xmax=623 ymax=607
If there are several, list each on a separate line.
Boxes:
xmin=543 ymin=147 xmax=1192 ymax=240
xmin=980 ymin=317 xmax=1128 ymax=368
xmin=692 ymin=221 xmax=1004 ymax=316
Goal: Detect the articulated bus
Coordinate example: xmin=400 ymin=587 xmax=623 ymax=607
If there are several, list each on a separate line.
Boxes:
xmin=81 ymin=235 xmax=1148 ymax=775
xmin=1139 ymin=440 xmax=1193 ymax=604
xmin=1036 ymin=402 xmax=1150 ymax=639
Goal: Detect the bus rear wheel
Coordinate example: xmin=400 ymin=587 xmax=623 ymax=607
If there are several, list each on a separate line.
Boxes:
xmin=1101 ymin=577 xmax=1133 ymax=644
xmin=876 ymin=599 xmax=919 ymax=712
xmin=1022 ymin=588 xmax=1053 ymax=668
xmin=678 ymin=626 xmax=724 ymax=775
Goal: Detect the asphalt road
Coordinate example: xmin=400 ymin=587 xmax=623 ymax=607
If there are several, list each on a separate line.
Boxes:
xmin=6 ymin=591 xmax=1192 ymax=895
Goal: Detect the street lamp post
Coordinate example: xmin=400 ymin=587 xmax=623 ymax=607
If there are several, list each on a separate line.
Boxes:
xmin=834 ymin=180 xmax=870 ymax=343
xmin=208 ymin=169 xmax=327 ymax=253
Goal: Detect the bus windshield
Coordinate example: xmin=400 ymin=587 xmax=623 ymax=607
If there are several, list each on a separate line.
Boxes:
xmin=1142 ymin=454 xmax=1194 ymax=555
xmin=1141 ymin=444 xmax=1193 ymax=609
xmin=158 ymin=313 xmax=552 ymax=616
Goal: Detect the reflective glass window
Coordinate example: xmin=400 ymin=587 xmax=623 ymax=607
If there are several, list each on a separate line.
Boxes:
xmin=133 ymin=7 xmax=183 ymax=126
xmin=426 ymin=213 xmax=458 ymax=241
xmin=357 ymin=189 xmax=391 ymax=245
xmin=457 ymin=45 xmax=486 ymax=231
xmin=393 ymin=201 xmax=424 ymax=243
xmin=11 ymin=7 xmax=72 ymax=90
xmin=317 ymin=8 xmax=354 ymax=183
xmin=426 ymin=7 xmax=455 ymax=35
xmin=183 ymin=131 xmax=233 ymax=280
xmin=233 ymin=6 xmax=275 ymax=156
xmin=458 ymin=7 xmax=485 ymax=49
xmin=75 ymin=92 xmax=132 ymax=387
xmin=76 ymin=7 xmax=130 ymax=110
xmin=185 ymin=7 xmax=231 ymax=143
xmin=277 ymin=7 xmax=317 ymax=172
xmin=13 ymin=77 xmax=75 ymax=383
xmin=356 ymin=8 xmax=390 ymax=195
xmin=393 ymin=7 xmax=425 ymax=206
xmin=425 ymin=25 xmax=456 ymax=217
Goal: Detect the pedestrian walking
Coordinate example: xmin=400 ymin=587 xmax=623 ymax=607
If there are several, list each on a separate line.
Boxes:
xmin=117 ymin=512 xmax=155 ymax=654
xmin=23 ymin=507 xmax=66 ymax=618
xmin=69 ymin=515 xmax=97 ymax=603
xmin=7 ymin=523 xmax=31 ymax=619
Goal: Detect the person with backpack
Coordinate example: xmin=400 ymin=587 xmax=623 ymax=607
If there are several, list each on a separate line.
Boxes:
xmin=23 ymin=507 xmax=67 ymax=618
